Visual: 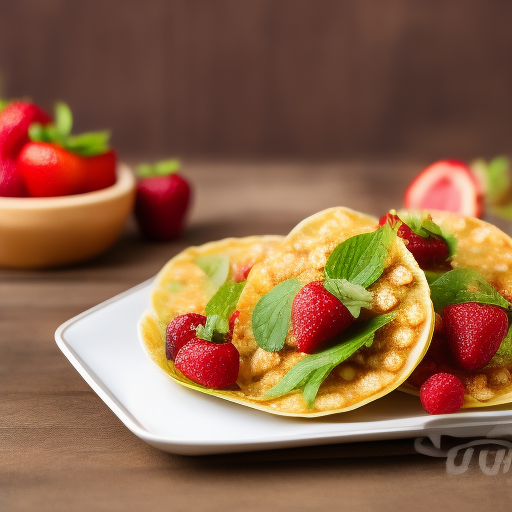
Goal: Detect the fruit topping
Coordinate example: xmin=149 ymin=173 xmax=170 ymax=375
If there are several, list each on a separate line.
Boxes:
xmin=174 ymin=338 xmax=240 ymax=389
xmin=0 ymin=156 xmax=28 ymax=197
xmin=165 ymin=313 xmax=206 ymax=361
xmin=404 ymin=160 xmax=483 ymax=217
xmin=419 ymin=372 xmax=465 ymax=414
xmin=228 ymin=310 xmax=240 ymax=339
xmin=135 ymin=159 xmax=191 ymax=241
xmin=444 ymin=302 xmax=508 ymax=371
xmin=379 ymin=211 xmax=455 ymax=269
xmin=292 ymin=281 xmax=354 ymax=354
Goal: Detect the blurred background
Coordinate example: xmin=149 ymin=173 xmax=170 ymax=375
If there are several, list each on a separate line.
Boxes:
xmin=1 ymin=0 xmax=511 ymax=162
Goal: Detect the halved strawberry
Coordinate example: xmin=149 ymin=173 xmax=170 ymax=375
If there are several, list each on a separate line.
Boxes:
xmin=404 ymin=160 xmax=483 ymax=218
xmin=292 ymin=281 xmax=354 ymax=354
xmin=165 ymin=313 xmax=206 ymax=361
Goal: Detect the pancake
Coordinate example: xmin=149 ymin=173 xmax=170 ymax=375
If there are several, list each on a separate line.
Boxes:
xmin=231 ymin=207 xmax=434 ymax=416
xmin=139 ymin=235 xmax=283 ymax=393
xmin=402 ymin=211 xmax=512 ymax=407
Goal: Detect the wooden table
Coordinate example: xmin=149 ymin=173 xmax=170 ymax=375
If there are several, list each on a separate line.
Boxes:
xmin=2 ymin=161 xmax=511 ymax=511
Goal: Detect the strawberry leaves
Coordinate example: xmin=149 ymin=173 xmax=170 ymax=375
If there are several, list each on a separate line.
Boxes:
xmin=252 ymin=278 xmax=302 ymax=352
xmin=429 ymin=268 xmax=510 ymax=312
xmin=263 ymin=313 xmax=396 ymax=408
xmin=29 ymin=102 xmax=111 ymax=157
xmin=137 ymin=159 xmax=181 ymax=178
xmin=323 ymin=279 xmax=373 ymax=318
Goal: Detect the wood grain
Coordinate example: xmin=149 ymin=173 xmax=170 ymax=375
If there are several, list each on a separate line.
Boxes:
xmin=1 ymin=161 xmax=512 ymax=511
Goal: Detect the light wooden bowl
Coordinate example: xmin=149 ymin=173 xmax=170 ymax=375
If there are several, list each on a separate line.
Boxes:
xmin=0 ymin=163 xmax=136 ymax=268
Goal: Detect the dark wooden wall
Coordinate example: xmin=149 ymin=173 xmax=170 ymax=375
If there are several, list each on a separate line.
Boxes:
xmin=1 ymin=0 xmax=511 ymax=159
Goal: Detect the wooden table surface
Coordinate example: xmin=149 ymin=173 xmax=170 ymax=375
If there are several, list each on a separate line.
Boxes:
xmin=2 ymin=161 xmax=512 ymax=511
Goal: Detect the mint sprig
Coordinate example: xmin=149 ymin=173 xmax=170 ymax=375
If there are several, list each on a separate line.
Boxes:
xmin=324 ymin=224 xmax=396 ymax=288
xmin=195 ymin=255 xmax=230 ymax=289
xmin=429 ymin=268 xmax=510 ymax=312
xmin=323 ymin=278 xmax=373 ymax=318
xmin=263 ymin=313 xmax=396 ymax=408
xmin=195 ymin=280 xmax=246 ymax=343
xmin=29 ymin=101 xmax=111 ymax=157
xmin=252 ymin=278 xmax=302 ymax=352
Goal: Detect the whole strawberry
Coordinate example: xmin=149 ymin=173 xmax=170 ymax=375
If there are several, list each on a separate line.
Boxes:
xmin=420 ymin=372 xmax=465 ymax=415
xmin=0 ymin=156 xmax=28 ymax=197
xmin=292 ymin=281 xmax=354 ymax=354
xmin=16 ymin=102 xmax=114 ymax=197
xmin=165 ymin=313 xmax=206 ymax=361
xmin=174 ymin=337 xmax=239 ymax=389
xmin=135 ymin=159 xmax=191 ymax=240
xmin=379 ymin=212 xmax=450 ymax=269
xmin=0 ymin=101 xmax=51 ymax=159
xmin=443 ymin=302 xmax=508 ymax=370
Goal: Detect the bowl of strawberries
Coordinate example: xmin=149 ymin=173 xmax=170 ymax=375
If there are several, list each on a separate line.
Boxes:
xmin=0 ymin=100 xmax=135 ymax=268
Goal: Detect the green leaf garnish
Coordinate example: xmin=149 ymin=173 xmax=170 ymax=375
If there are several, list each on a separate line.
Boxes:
xmin=423 ymin=270 xmax=447 ymax=285
xmin=399 ymin=213 xmax=457 ymax=259
xmin=472 ymin=156 xmax=510 ymax=206
xmin=0 ymin=99 xmax=9 ymax=113
xmin=28 ymin=101 xmax=111 ymax=156
xmin=429 ymin=268 xmax=510 ymax=312
xmin=263 ymin=313 xmax=395 ymax=408
xmin=136 ymin=159 xmax=181 ymax=178
xmin=323 ymin=278 xmax=373 ymax=318
xmin=324 ymin=224 xmax=396 ymax=288
xmin=196 ymin=315 xmax=228 ymax=342
xmin=252 ymin=278 xmax=303 ymax=352
xmin=195 ymin=255 xmax=230 ymax=289
xmin=206 ymin=281 xmax=246 ymax=320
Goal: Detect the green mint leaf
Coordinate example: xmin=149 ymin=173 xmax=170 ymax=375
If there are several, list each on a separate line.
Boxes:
xmin=429 ymin=268 xmax=510 ymax=312
xmin=263 ymin=313 xmax=395 ymax=406
xmin=252 ymin=278 xmax=302 ymax=352
xmin=325 ymin=224 xmax=396 ymax=288
xmin=195 ymin=255 xmax=230 ymax=289
xmin=495 ymin=323 xmax=512 ymax=363
xmin=64 ymin=131 xmax=111 ymax=156
xmin=424 ymin=270 xmax=447 ymax=285
xmin=54 ymin=102 xmax=73 ymax=137
xmin=205 ymin=280 xmax=246 ymax=321
xmin=323 ymin=278 xmax=373 ymax=318
xmin=196 ymin=315 xmax=228 ymax=341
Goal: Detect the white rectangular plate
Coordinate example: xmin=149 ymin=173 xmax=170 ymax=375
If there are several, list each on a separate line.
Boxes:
xmin=56 ymin=281 xmax=512 ymax=455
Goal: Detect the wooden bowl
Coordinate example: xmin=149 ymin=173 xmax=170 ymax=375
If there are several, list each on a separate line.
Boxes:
xmin=0 ymin=163 xmax=136 ymax=268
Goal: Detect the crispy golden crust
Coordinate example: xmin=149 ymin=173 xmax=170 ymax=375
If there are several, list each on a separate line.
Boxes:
xmin=401 ymin=211 xmax=512 ymax=407
xmin=232 ymin=207 xmax=434 ymax=415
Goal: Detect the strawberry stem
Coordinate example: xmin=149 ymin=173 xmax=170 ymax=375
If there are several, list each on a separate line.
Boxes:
xmin=136 ymin=159 xmax=181 ymax=178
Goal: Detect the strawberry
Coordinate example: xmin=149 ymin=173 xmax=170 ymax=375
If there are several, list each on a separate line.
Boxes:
xmin=174 ymin=338 xmax=239 ymax=389
xmin=228 ymin=310 xmax=240 ymax=339
xmin=443 ymin=302 xmax=508 ymax=370
xmin=404 ymin=159 xmax=483 ymax=218
xmin=165 ymin=313 xmax=206 ymax=361
xmin=379 ymin=212 xmax=450 ymax=269
xmin=17 ymin=142 xmax=85 ymax=197
xmin=81 ymin=149 xmax=117 ymax=193
xmin=232 ymin=262 xmax=253 ymax=282
xmin=419 ymin=372 xmax=465 ymax=414
xmin=0 ymin=101 xmax=51 ymax=159
xmin=0 ymin=156 xmax=29 ymax=197
xmin=135 ymin=160 xmax=191 ymax=241
xmin=292 ymin=281 xmax=354 ymax=354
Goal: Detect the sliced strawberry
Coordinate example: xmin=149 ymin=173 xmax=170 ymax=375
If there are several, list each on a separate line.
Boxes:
xmin=165 ymin=313 xmax=206 ymax=361
xmin=420 ymin=372 xmax=465 ymax=414
xmin=228 ymin=310 xmax=240 ymax=339
xmin=17 ymin=142 xmax=86 ymax=197
xmin=232 ymin=262 xmax=253 ymax=282
xmin=404 ymin=160 xmax=483 ymax=218
xmin=292 ymin=281 xmax=354 ymax=354
xmin=0 ymin=156 xmax=29 ymax=197
xmin=81 ymin=149 xmax=117 ymax=193
xmin=0 ymin=101 xmax=51 ymax=159
xmin=444 ymin=302 xmax=508 ymax=370
xmin=174 ymin=338 xmax=239 ymax=389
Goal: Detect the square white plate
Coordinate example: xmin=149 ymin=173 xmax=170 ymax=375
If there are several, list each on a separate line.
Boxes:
xmin=55 ymin=281 xmax=512 ymax=455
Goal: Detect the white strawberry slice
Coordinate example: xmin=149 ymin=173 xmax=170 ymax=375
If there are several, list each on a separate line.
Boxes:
xmin=404 ymin=160 xmax=483 ymax=218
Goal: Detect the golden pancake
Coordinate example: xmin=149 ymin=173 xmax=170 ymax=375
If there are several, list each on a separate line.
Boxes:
xmin=401 ymin=212 xmax=512 ymax=407
xmin=231 ymin=207 xmax=434 ymax=416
